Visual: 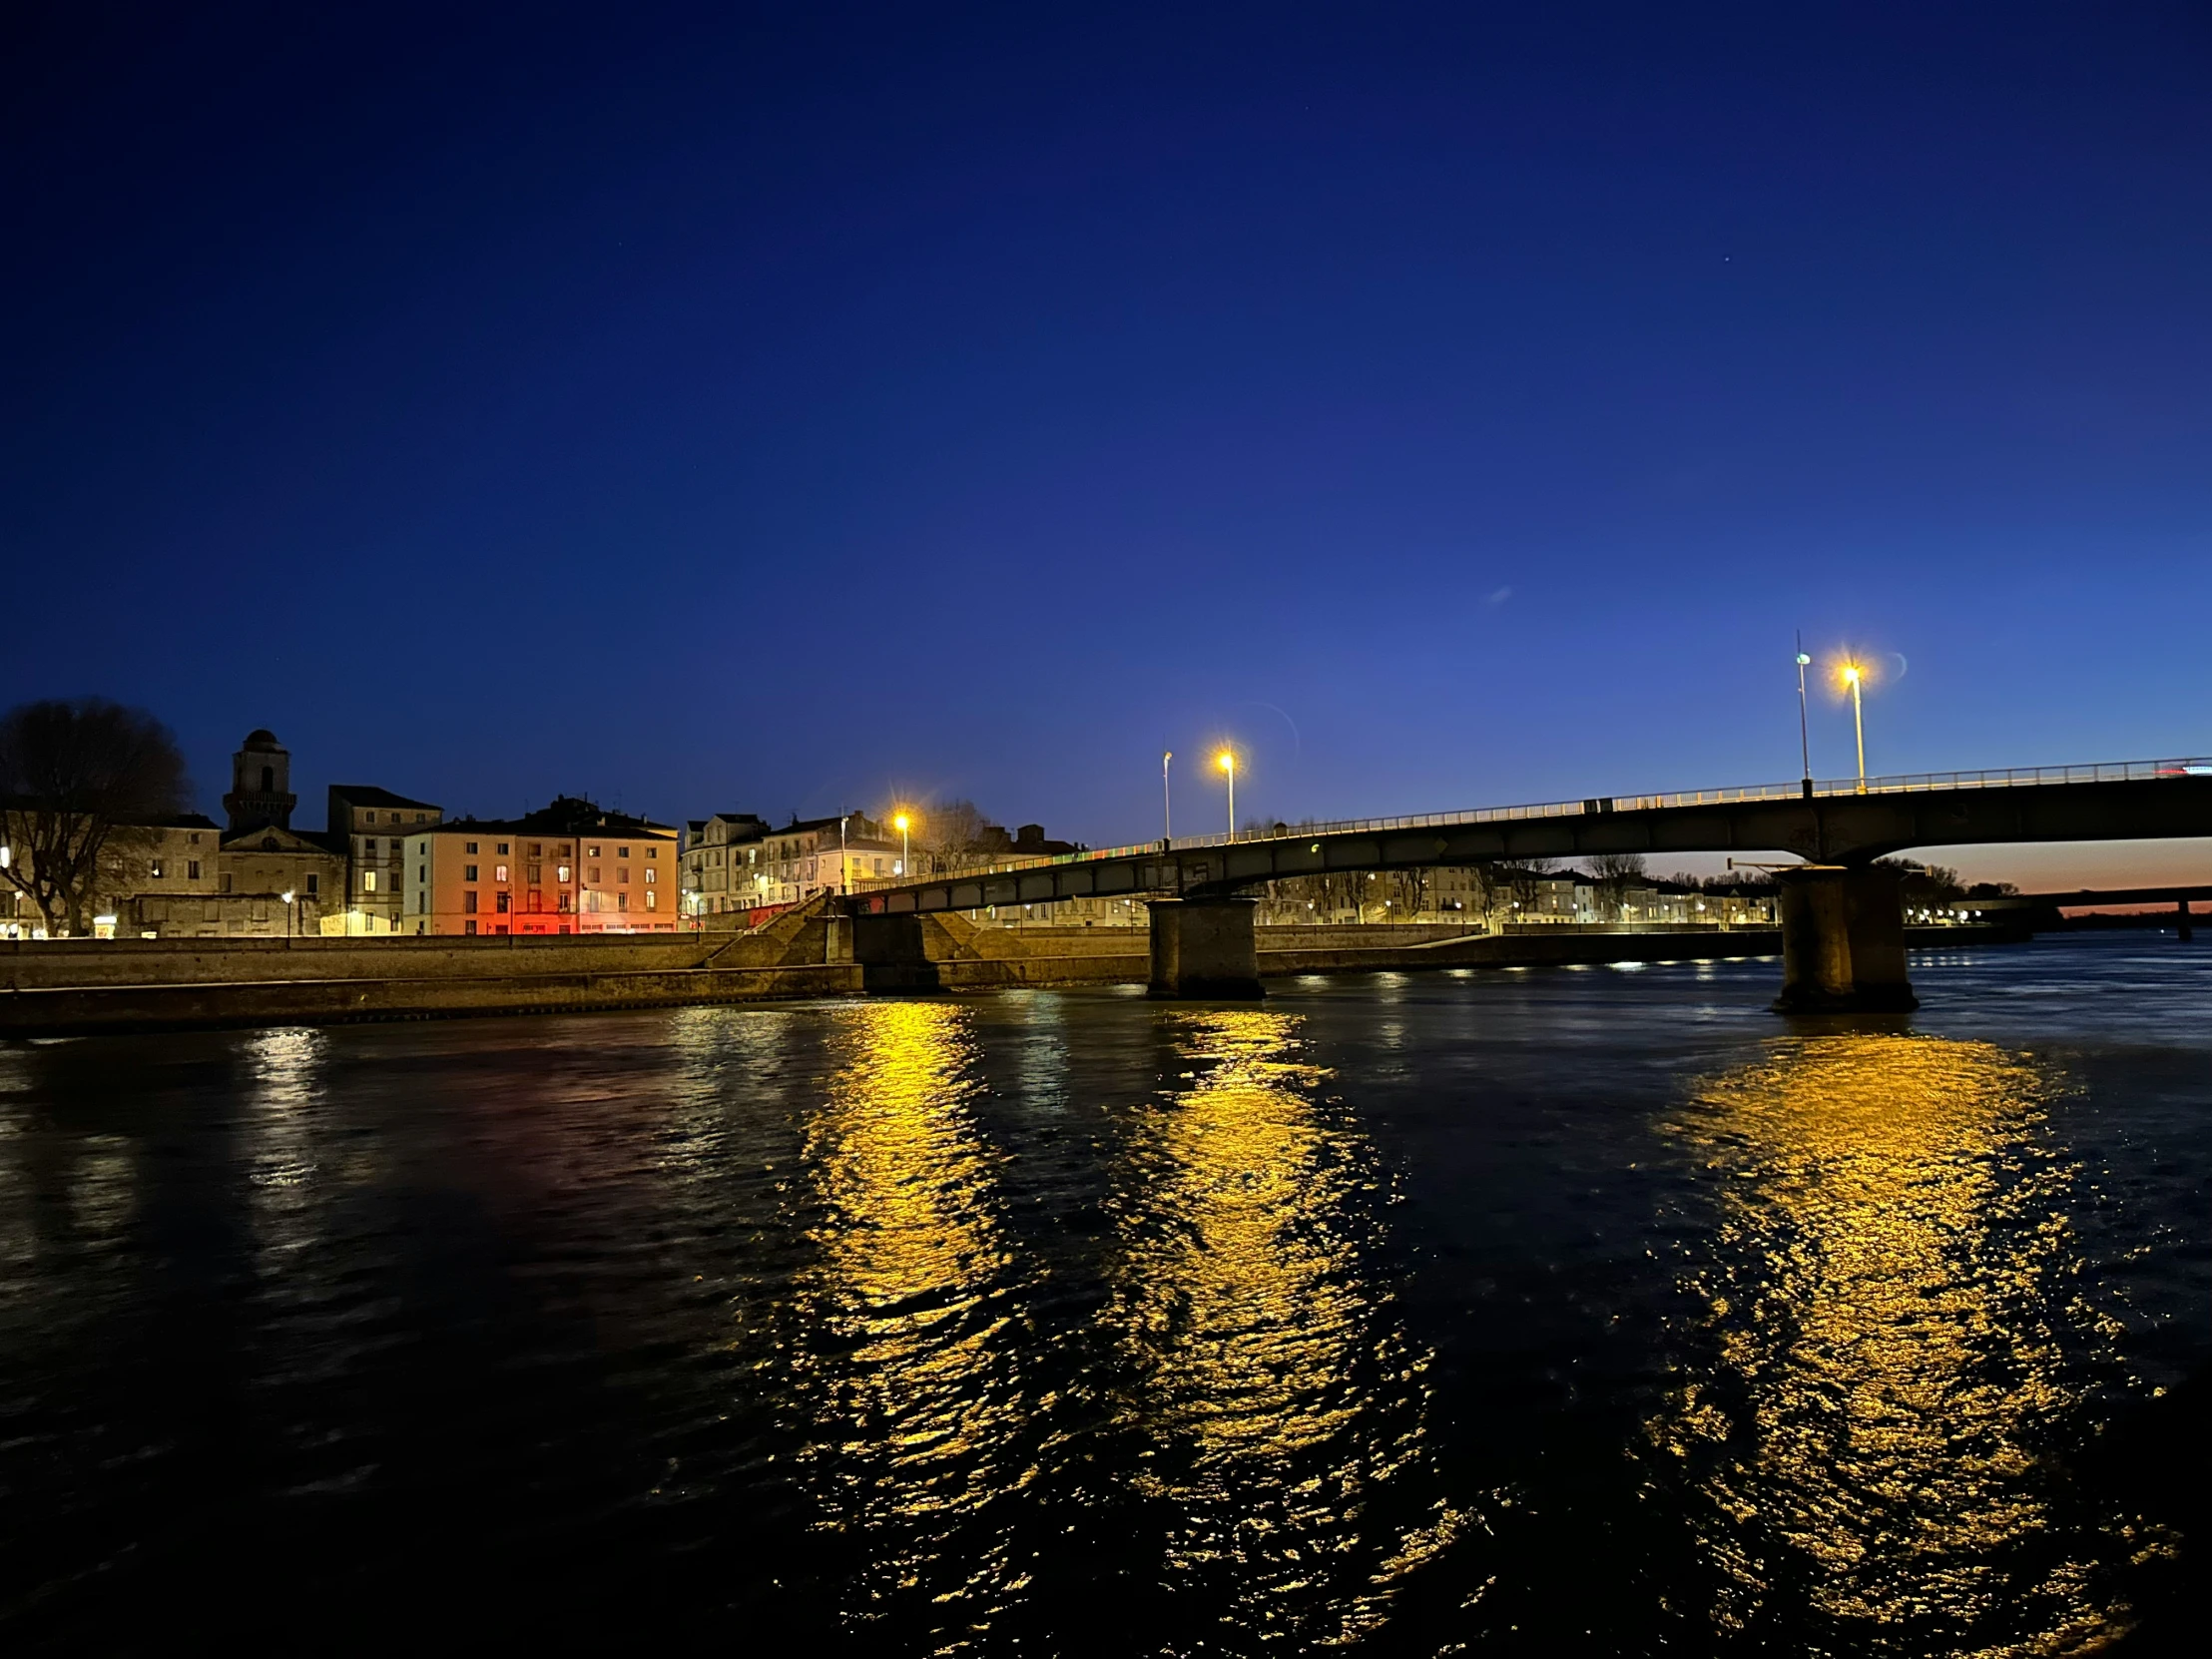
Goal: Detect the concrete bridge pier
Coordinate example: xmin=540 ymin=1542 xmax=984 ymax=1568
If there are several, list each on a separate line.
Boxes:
xmin=1773 ymin=864 xmax=1918 ymax=1013
xmin=851 ymin=913 xmax=942 ymax=992
xmin=1147 ymin=896 xmax=1264 ymax=999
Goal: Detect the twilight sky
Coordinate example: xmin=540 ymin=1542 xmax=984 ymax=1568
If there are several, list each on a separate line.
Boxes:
xmin=7 ymin=3 xmax=2210 ymax=884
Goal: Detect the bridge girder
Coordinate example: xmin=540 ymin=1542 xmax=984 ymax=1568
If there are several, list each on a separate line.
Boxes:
xmin=843 ymin=777 xmax=2212 ymax=917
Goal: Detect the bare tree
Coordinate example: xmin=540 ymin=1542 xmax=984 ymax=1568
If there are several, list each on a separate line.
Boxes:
xmin=1587 ymin=851 xmax=1648 ymax=921
xmin=1504 ymin=856 xmax=1560 ymax=914
xmin=0 ymin=699 xmax=190 ymax=936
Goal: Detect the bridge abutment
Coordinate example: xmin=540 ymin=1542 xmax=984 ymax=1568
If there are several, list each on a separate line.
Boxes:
xmin=1148 ymin=897 xmax=1263 ymax=999
xmin=1773 ymin=865 xmax=1918 ymax=1013
xmin=851 ymin=913 xmax=942 ymax=992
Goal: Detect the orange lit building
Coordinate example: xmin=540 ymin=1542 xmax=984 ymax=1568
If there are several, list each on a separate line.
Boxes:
xmin=401 ymin=796 xmax=680 ymax=936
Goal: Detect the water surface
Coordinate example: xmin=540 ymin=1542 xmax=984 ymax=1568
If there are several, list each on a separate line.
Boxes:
xmin=2 ymin=935 xmax=2207 ymax=1653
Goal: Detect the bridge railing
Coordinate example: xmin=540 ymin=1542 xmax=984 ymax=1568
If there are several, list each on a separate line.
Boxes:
xmin=848 ymin=757 xmax=2212 ymax=890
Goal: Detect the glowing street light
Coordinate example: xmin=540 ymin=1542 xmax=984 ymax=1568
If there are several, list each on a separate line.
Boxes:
xmin=1161 ymin=750 xmax=1173 ymax=843
xmin=1216 ymin=750 xmax=1236 ymax=840
xmin=1840 ymin=660 xmax=1869 ymax=792
xmin=893 ymin=811 xmax=911 ymax=876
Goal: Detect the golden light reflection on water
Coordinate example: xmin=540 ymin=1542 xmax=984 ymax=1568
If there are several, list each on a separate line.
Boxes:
xmin=794 ymin=1000 xmax=1029 ymax=1643
xmin=1109 ymin=1009 xmax=1460 ymax=1646
xmin=1657 ymin=1033 xmax=2143 ymax=1654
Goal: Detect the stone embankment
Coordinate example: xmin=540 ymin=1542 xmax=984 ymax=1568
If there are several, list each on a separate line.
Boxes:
xmin=0 ymin=906 xmax=2009 ymax=1037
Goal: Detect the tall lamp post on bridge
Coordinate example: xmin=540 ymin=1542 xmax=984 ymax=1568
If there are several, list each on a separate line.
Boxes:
xmin=893 ymin=812 xmax=911 ymax=877
xmin=1842 ymin=661 xmax=1869 ymax=793
xmin=1795 ymin=635 xmax=1814 ymax=798
xmin=1162 ymin=751 xmax=1173 ymax=843
xmin=1217 ymin=749 xmax=1237 ymax=840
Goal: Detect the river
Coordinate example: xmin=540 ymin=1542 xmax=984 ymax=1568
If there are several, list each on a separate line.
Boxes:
xmin=3 ymin=934 xmax=2207 ymax=1654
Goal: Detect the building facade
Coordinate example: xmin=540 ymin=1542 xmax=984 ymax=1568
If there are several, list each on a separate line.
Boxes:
xmin=680 ymin=813 xmax=769 ymax=918
xmin=402 ymin=797 xmax=680 ymax=935
xmin=328 ymin=785 xmax=444 ymax=933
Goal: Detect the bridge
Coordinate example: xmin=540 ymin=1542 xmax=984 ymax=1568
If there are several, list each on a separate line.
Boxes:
xmin=846 ymin=758 xmax=2212 ymax=1010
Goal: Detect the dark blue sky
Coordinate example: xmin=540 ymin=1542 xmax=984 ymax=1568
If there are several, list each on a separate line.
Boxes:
xmin=8 ymin=3 xmax=2209 ymax=880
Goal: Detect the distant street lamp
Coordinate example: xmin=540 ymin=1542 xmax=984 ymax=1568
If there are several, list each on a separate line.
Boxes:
xmin=1216 ymin=750 xmax=1236 ymax=840
xmin=280 ymin=887 xmax=296 ymax=937
xmin=1841 ymin=661 xmax=1868 ymax=793
xmin=893 ymin=812 xmax=911 ymax=877
xmin=1162 ymin=751 xmax=1173 ymax=843
xmin=1795 ymin=634 xmax=1814 ymax=797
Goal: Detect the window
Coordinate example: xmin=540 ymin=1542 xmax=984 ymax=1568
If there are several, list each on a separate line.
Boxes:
xmin=557 ymin=864 xmax=572 ymax=882
xmin=415 ymin=814 xmax=426 ymax=824
xmin=618 ymin=867 xmax=631 ymax=883
xmin=587 ymin=866 xmax=601 ymax=883
xmin=365 ymin=812 xmax=377 ymax=825
xmin=644 ymin=867 xmax=655 ymax=883
xmin=494 ymin=864 xmax=508 ymax=881
xmin=645 ymin=890 xmax=656 ymax=910
xmin=150 ymin=859 xmax=165 ymax=878
xmin=221 ymin=874 xmax=233 ymax=893
xmin=188 ymin=859 xmax=201 ymax=879
xmin=465 ymin=841 xmax=479 ymax=855
xmin=618 ymin=892 xmax=629 ymax=911
xmin=497 ymin=842 xmax=509 ymax=855
xmin=464 ymin=919 xmax=477 ymax=935
xmin=528 ymin=842 xmax=543 ymax=857
xmin=463 ymin=891 xmax=477 ymax=913
xmin=587 ymin=845 xmax=601 ymax=858
xmin=464 ymin=864 xmax=478 ymax=881
xmin=496 ymin=891 xmax=510 ymax=913
xmin=363 ymin=837 xmax=377 ymax=854
xmin=527 ymin=889 xmax=542 ymax=911
xmin=558 ymin=892 xmax=572 ymax=913
xmin=306 ymin=874 xmax=317 ymax=894
xmin=646 ymin=846 xmax=657 ymax=859
xmin=417 ymin=865 xmax=426 ymax=883
xmin=618 ymin=845 xmax=630 ymax=859
xmin=559 ymin=843 xmax=572 ymax=858
xmin=364 ymin=870 xmax=377 ymax=892
xmin=527 ymin=863 xmax=542 ymax=883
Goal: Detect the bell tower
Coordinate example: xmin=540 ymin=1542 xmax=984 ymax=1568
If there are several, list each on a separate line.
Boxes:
xmin=224 ymin=729 xmax=296 ymax=832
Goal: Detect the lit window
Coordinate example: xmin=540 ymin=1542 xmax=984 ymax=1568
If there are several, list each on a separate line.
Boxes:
xmin=364 ymin=870 xmax=377 ymax=892
xmin=643 ymin=868 xmax=655 ymax=883
xmin=557 ymin=865 xmax=572 ymax=882
xmin=645 ymin=890 xmax=656 ymax=910
xmin=588 ymin=845 xmax=601 ymax=858
xmin=150 ymin=859 xmax=165 ymax=877
xmin=494 ymin=864 xmax=508 ymax=882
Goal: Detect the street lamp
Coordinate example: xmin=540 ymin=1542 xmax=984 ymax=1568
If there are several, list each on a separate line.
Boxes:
xmin=1841 ymin=660 xmax=1868 ymax=793
xmin=1794 ymin=634 xmax=1814 ymax=796
xmin=893 ymin=812 xmax=911 ymax=877
xmin=1162 ymin=750 xmax=1173 ymax=843
xmin=280 ymin=887 xmax=296 ymax=938
xmin=1216 ymin=750 xmax=1236 ymax=840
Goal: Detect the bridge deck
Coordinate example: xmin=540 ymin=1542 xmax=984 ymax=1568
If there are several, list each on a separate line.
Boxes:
xmin=845 ymin=760 xmax=2212 ymax=918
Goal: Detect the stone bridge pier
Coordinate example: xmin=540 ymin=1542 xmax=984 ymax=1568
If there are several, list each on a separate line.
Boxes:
xmin=1147 ymin=896 xmax=1264 ymax=999
xmin=1773 ymin=863 xmax=1917 ymax=1013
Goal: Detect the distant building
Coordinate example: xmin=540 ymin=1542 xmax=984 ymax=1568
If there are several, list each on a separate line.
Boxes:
xmin=680 ymin=813 xmax=770 ymax=918
xmin=744 ymin=813 xmax=902 ymax=910
xmin=328 ymin=785 xmax=444 ymax=932
xmin=401 ymin=797 xmax=679 ymax=935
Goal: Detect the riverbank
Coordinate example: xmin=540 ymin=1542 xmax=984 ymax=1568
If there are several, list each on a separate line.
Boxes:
xmin=0 ymin=919 xmax=2020 ymax=1037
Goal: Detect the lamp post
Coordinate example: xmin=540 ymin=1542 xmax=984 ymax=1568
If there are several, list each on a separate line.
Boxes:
xmin=838 ymin=816 xmax=848 ymax=896
xmin=1795 ymin=634 xmax=1814 ymax=797
xmin=1162 ymin=751 xmax=1173 ymax=843
xmin=893 ymin=812 xmax=910 ymax=877
xmin=1216 ymin=750 xmax=1236 ymax=840
xmin=1842 ymin=661 xmax=1868 ymax=793
xmin=280 ymin=887 xmax=296 ymax=938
